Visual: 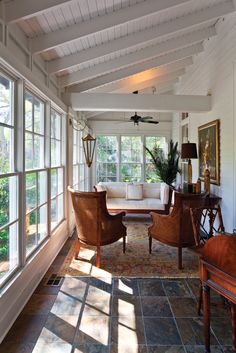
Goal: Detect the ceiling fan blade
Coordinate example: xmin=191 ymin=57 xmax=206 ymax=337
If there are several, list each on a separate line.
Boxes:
xmin=141 ymin=116 xmax=153 ymax=120
xmin=143 ymin=120 xmax=159 ymax=124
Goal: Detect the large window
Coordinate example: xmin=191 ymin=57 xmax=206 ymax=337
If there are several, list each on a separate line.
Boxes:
xmin=96 ymin=135 xmax=118 ymax=182
xmin=50 ymin=109 xmax=64 ymax=231
xmin=96 ymin=135 xmax=167 ymax=183
xmin=0 ymin=72 xmax=19 ymax=285
xmin=25 ymin=91 xmax=47 ymax=256
xmin=145 ymin=136 xmax=167 ymax=182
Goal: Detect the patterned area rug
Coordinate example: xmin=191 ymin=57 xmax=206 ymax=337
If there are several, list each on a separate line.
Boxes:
xmin=59 ymin=217 xmax=199 ymax=278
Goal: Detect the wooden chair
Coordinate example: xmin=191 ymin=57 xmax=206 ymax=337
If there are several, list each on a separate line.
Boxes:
xmin=200 ymin=236 xmax=236 ymax=352
xmin=148 ymin=191 xmax=207 ymax=270
xmin=68 ymin=187 xmax=127 ymax=267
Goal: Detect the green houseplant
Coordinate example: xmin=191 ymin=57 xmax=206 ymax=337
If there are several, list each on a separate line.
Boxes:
xmin=145 ymin=139 xmax=181 ymax=188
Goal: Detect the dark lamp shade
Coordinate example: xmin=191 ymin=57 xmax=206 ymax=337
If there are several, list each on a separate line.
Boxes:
xmin=181 ymin=143 xmax=198 ymax=159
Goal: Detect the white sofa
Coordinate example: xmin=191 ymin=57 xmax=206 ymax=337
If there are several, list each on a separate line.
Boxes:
xmin=94 ymin=182 xmax=171 ymax=214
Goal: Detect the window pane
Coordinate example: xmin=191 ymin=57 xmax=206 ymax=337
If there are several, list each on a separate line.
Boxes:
xmin=25 ymin=92 xmax=33 ymax=131
xmin=0 ymin=125 xmax=14 ymax=174
xmin=0 ymin=75 xmax=13 ymax=125
xmin=97 ymin=135 xmax=118 ymax=162
xmin=25 ymin=132 xmax=33 ymax=170
xmin=145 ymin=164 xmax=160 ymax=183
xmin=0 ymin=176 xmax=18 ymax=228
xmin=0 ymin=222 xmax=19 ymax=284
xmin=58 ymin=168 xmax=63 ymax=194
xmin=38 ymin=171 xmax=47 ymax=205
xmin=51 ymin=195 xmax=64 ymax=231
xmin=121 ymin=164 xmax=142 ymax=182
xmin=34 ymin=98 xmax=44 ymax=134
xmin=73 ymin=165 xmax=79 ymax=187
xmin=51 ymin=140 xmax=61 ymax=167
xmin=51 ymin=169 xmax=57 ymax=198
xmin=97 ymin=163 xmax=117 ymax=182
xmin=51 ymin=110 xmax=61 ymax=139
xmin=26 ymin=211 xmax=37 ymax=255
xmin=38 ymin=205 xmax=47 ymax=241
xmin=34 ymin=135 xmax=44 ymax=169
xmin=121 ymin=136 xmax=142 ymax=163
xmin=25 ymin=172 xmax=37 ymax=213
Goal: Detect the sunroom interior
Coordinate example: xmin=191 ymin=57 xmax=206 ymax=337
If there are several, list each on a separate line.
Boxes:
xmin=0 ymin=0 xmax=236 ymax=347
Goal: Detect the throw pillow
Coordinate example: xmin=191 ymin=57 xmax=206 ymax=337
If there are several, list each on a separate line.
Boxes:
xmin=126 ymin=183 xmax=143 ymax=200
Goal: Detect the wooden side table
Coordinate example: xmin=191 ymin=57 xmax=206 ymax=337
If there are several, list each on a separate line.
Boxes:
xmin=205 ymin=193 xmax=221 ymax=207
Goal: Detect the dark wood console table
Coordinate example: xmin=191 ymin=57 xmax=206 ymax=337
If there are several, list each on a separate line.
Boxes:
xmin=205 ymin=193 xmax=221 ymax=207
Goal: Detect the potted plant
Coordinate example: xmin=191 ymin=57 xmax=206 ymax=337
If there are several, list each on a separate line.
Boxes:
xmin=145 ymin=139 xmax=181 ymax=188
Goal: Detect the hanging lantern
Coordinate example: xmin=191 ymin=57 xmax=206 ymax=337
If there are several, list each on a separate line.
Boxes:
xmin=82 ymin=133 xmax=96 ymax=167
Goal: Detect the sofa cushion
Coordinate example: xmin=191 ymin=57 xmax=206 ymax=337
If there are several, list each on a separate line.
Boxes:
xmin=160 ymin=183 xmax=170 ymax=205
xmin=107 ymin=198 xmax=165 ymax=210
xmin=97 ymin=182 xmax=126 ymax=198
xmin=126 ymin=183 xmax=143 ymax=200
xmin=143 ymin=183 xmax=160 ymax=198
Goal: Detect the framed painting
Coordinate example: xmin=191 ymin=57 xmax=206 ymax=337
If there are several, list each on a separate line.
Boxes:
xmin=198 ymin=119 xmax=220 ymax=185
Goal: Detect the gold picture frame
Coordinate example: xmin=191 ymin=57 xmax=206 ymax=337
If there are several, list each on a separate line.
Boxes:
xmin=198 ymin=119 xmax=220 ymax=185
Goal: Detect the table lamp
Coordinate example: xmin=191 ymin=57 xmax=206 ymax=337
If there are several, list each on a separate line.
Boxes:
xmin=181 ymin=142 xmax=198 ymax=184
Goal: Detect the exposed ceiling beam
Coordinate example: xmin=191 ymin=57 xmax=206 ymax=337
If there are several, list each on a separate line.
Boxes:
xmin=90 ymin=57 xmax=193 ymax=93
xmin=112 ymin=71 xmax=183 ymax=93
xmin=60 ymin=27 xmax=215 ymax=87
xmin=5 ymin=0 xmax=72 ymax=23
xmin=31 ymin=0 xmax=190 ymax=54
xmin=63 ymin=93 xmax=211 ymax=112
xmin=45 ymin=0 xmax=234 ymax=68
xmin=66 ymin=43 xmax=203 ymax=93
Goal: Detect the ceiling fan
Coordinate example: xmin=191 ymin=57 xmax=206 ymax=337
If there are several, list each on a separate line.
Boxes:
xmin=130 ymin=112 xmax=159 ymax=126
xmin=130 ymin=90 xmax=159 ymax=126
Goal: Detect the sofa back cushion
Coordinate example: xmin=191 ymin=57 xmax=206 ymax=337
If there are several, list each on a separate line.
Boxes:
xmin=97 ymin=182 xmax=126 ymax=198
xmin=143 ymin=183 xmax=160 ymax=198
xmin=126 ymin=183 xmax=143 ymax=200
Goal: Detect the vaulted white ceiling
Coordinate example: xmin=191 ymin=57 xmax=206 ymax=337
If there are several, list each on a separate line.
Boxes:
xmin=5 ymin=0 xmax=236 ymax=120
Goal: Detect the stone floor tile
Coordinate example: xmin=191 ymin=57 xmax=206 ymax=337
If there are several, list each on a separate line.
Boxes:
xmin=87 ymin=277 xmax=113 ymax=296
xmin=144 ymin=317 xmax=181 ymax=345
xmin=22 ymin=294 xmax=56 ymax=315
xmin=184 ymin=345 xmax=223 ymax=353
xmin=110 ymin=343 xmax=148 ymax=353
xmin=209 ymin=297 xmax=230 ymax=318
xmin=111 ymin=316 xmax=146 ymax=345
xmin=32 ymin=341 xmax=72 ymax=353
xmin=0 ymin=342 xmax=35 ymax=353
xmin=186 ymin=278 xmax=200 ymax=298
xmin=112 ymin=295 xmax=142 ymax=317
xmin=221 ymin=347 xmax=235 ymax=352
xmin=147 ymin=346 xmax=185 ymax=353
xmin=138 ymin=279 xmax=165 ymax=296
xmin=3 ymin=314 xmax=47 ymax=343
xmin=211 ymin=317 xmax=233 ymax=346
xmin=60 ymin=277 xmax=90 ymax=300
xmin=83 ymin=294 xmax=112 ymax=316
xmin=74 ymin=315 xmax=111 ymax=345
xmin=37 ymin=314 xmax=78 ymax=343
xmin=74 ymin=345 xmax=110 ymax=353
xmin=113 ymin=277 xmax=139 ymax=296
xmin=176 ymin=317 xmax=217 ymax=345
xmin=50 ymin=291 xmax=83 ymax=315
xmin=169 ymin=297 xmax=198 ymax=317
xmin=141 ymin=297 xmax=172 ymax=317
xmin=162 ymin=279 xmax=191 ymax=297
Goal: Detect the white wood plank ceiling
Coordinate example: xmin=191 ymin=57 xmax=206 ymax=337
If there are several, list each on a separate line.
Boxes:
xmin=4 ymin=0 xmax=236 ymax=118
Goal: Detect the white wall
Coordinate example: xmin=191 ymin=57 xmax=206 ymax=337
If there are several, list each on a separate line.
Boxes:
xmin=175 ymin=13 xmax=236 ymax=232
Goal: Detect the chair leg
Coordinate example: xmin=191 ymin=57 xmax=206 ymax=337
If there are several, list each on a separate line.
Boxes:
xmin=74 ymin=239 xmax=80 ymax=259
xmin=96 ymin=246 xmax=101 ymax=268
xmin=178 ymin=246 xmax=183 ymax=270
xmin=123 ymin=236 xmax=126 ymax=253
xmin=197 ymin=280 xmax=203 ymax=315
xmin=149 ymin=236 xmax=152 ymax=254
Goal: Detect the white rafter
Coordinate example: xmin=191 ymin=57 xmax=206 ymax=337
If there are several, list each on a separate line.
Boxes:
xmin=60 ymin=27 xmax=215 ymax=87
xmin=30 ymin=0 xmax=191 ymax=54
xmin=67 ymin=43 xmax=203 ymax=93
xmin=5 ymin=0 xmax=72 ymax=23
xmin=90 ymin=57 xmax=193 ymax=93
xmin=62 ymin=93 xmax=211 ymax=112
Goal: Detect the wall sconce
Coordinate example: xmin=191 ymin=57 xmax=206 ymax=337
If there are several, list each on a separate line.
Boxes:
xmin=181 ymin=142 xmax=198 ymax=184
xmin=82 ymin=133 xmax=96 ymax=168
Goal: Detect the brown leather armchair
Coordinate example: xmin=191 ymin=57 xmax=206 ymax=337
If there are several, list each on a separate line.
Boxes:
xmin=148 ymin=191 xmax=207 ymax=269
xmin=68 ymin=187 xmax=127 ymax=267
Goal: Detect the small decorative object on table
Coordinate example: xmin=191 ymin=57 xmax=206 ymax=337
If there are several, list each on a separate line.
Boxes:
xmin=204 ymin=169 xmax=210 ymax=193
xmin=196 ymin=178 xmax=201 ymax=193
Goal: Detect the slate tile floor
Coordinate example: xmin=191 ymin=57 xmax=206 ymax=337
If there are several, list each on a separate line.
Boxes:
xmin=0 ymin=244 xmax=234 ymax=353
